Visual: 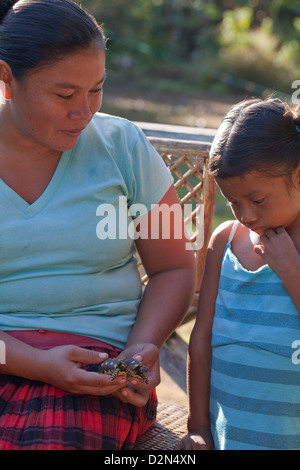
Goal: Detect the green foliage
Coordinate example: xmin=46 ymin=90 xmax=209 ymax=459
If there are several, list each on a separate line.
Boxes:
xmin=80 ymin=0 xmax=300 ymax=95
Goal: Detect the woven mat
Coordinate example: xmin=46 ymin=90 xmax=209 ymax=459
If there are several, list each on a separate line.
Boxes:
xmin=134 ymin=402 xmax=188 ymax=450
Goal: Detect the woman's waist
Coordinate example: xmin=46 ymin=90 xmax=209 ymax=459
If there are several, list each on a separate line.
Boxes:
xmin=4 ymin=329 xmax=120 ymax=351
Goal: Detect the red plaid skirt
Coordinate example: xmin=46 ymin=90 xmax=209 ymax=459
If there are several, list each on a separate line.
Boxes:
xmin=0 ymin=331 xmax=157 ymax=450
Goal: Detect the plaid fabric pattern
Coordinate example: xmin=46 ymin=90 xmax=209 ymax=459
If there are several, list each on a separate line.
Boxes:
xmin=0 ymin=346 xmax=157 ymax=450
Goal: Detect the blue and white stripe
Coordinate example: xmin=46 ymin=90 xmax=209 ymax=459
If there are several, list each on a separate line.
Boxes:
xmin=210 ymin=227 xmax=300 ymax=450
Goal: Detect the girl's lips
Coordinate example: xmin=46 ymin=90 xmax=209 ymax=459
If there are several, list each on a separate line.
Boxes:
xmin=248 ymin=226 xmax=265 ymax=235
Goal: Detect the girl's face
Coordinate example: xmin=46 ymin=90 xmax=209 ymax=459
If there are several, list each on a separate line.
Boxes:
xmin=216 ymin=168 xmax=300 ymax=236
xmin=6 ymin=43 xmax=106 ymax=152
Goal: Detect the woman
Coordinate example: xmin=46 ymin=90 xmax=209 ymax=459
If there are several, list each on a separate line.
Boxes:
xmin=0 ymin=0 xmax=196 ymax=449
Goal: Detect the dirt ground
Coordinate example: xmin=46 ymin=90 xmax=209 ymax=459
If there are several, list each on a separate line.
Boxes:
xmin=101 ymin=76 xmax=247 ymax=130
xmin=155 ymin=321 xmax=194 ymax=408
xmin=157 ymin=368 xmax=188 ymax=407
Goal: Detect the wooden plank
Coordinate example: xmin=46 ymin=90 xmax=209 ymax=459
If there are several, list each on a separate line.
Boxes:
xmin=159 ymin=332 xmax=188 ymax=393
xmin=136 ymin=121 xmax=216 ymax=143
xmin=147 ymin=136 xmax=211 ymax=156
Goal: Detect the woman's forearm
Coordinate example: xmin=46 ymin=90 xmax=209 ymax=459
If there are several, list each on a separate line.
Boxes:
xmin=126 ymin=266 xmax=196 ymax=349
xmin=0 ymin=330 xmax=45 ymax=380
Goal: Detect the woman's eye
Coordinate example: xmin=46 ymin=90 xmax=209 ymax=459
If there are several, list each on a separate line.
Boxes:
xmin=58 ymin=94 xmax=73 ymax=100
xmin=253 ymin=198 xmax=265 ymax=205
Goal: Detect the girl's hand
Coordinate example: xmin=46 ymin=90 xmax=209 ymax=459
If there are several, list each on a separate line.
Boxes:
xmin=36 ymin=345 xmax=128 ymax=396
xmin=113 ymin=342 xmax=160 ymax=407
xmin=254 ymin=227 xmax=299 ymax=280
xmin=254 ymin=226 xmax=300 ymax=314
xmin=174 ymin=428 xmax=214 ymax=450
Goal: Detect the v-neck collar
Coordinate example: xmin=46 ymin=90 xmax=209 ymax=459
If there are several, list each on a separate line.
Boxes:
xmin=0 ymin=148 xmax=74 ymax=217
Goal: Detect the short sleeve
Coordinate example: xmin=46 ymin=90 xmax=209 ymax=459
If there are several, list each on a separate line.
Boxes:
xmin=86 ymin=114 xmax=174 ymax=213
xmin=127 ymin=125 xmax=174 ymax=210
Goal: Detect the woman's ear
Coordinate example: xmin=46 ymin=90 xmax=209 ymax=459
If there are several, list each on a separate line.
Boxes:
xmin=0 ymin=60 xmax=13 ymax=100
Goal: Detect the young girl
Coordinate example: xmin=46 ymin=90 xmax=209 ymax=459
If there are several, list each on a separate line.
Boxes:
xmin=177 ymin=97 xmax=300 ymax=450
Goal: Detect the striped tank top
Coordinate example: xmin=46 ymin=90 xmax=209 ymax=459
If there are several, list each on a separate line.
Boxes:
xmin=210 ymin=222 xmax=300 ymax=450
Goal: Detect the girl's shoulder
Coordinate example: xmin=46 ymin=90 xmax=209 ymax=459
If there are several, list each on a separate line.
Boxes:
xmin=209 ymin=219 xmax=237 ymax=253
xmin=211 ymin=221 xmax=266 ymax=271
xmin=203 ymin=220 xmax=236 ymax=281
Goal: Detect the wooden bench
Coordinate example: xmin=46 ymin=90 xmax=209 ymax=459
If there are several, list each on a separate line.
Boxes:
xmin=134 ymin=123 xmax=216 ymax=450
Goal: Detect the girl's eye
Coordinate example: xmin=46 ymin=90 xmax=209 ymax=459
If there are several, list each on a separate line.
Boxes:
xmin=253 ymin=198 xmax=265 ymax=205
xmin=91 ymin=87 xmax=103 ymax=94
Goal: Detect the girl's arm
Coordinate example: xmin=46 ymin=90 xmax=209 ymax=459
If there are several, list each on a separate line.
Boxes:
xmin=176 ymin=221 xmax=234 ymax=450
xmin=117 ymin=185 xmax=197 ymax=406
xmin=255 ymin=227 xmax=300 ymax=314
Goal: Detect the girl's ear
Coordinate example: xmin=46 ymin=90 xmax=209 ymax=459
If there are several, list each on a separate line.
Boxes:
xmin=0 ymin=60 xmax=13 ymax=100
xmin=292 ymin=163 xmax=300 ymax=190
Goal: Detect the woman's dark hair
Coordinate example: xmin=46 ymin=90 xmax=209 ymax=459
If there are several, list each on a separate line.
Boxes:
xmin=209 ymin=97 xmax=300 ymax=179
xmin=0 ymin=0 xmax=106 ymax=80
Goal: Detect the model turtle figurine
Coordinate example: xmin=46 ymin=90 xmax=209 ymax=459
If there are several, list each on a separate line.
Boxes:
xmin=98 ymin=357 xmax=149 ymax=384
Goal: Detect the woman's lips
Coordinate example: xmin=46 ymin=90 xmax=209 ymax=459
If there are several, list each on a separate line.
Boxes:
xmin=63 ymin=129 xmax=84 ymax=137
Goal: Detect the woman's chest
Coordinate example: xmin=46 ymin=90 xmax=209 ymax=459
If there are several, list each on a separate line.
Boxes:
xmin=0 ymin=151 xmax=62 ymax=205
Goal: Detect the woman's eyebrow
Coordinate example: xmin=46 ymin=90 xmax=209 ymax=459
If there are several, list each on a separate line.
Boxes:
xmin=54 ymin=74 xmax=107 ymax=89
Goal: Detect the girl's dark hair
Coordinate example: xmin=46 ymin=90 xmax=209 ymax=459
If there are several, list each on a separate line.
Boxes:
xmin=209 ymin=97 xmax=300 ymax=179
xmin=0 ymin=0 xmax=106 ymax=80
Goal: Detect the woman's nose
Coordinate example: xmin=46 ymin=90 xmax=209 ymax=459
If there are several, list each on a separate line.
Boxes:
xmin=69 ymin=99 xmax=93 ymax=121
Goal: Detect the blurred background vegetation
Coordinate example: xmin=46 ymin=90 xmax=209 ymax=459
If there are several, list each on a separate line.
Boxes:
xmin=78 ymin=0 xmax=299 ymax=226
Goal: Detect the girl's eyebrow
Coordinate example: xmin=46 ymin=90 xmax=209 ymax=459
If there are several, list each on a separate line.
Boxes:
xmin=243 ymin=189 xmax=265 ymax=198
xmin=54 ymin=74 xmax=107 ymax=89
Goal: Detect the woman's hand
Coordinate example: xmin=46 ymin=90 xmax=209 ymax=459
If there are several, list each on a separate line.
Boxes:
xmin=113 ymin=342 xmax=160 ymax=407
xmin=35 ymin=345 xmax=129 ymax=396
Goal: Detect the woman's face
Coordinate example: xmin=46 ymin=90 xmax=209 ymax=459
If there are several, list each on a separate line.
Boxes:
xmin=7 ymin=43 xmax=106 ymax=152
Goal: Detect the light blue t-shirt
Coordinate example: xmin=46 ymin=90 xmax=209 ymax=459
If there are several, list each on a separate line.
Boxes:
xmin=0 ymin=113 xmax=173 ymax=349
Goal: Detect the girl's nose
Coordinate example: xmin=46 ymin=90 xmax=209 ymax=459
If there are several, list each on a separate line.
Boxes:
xmin=240 ymin=207 xmax=257 ymax=226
